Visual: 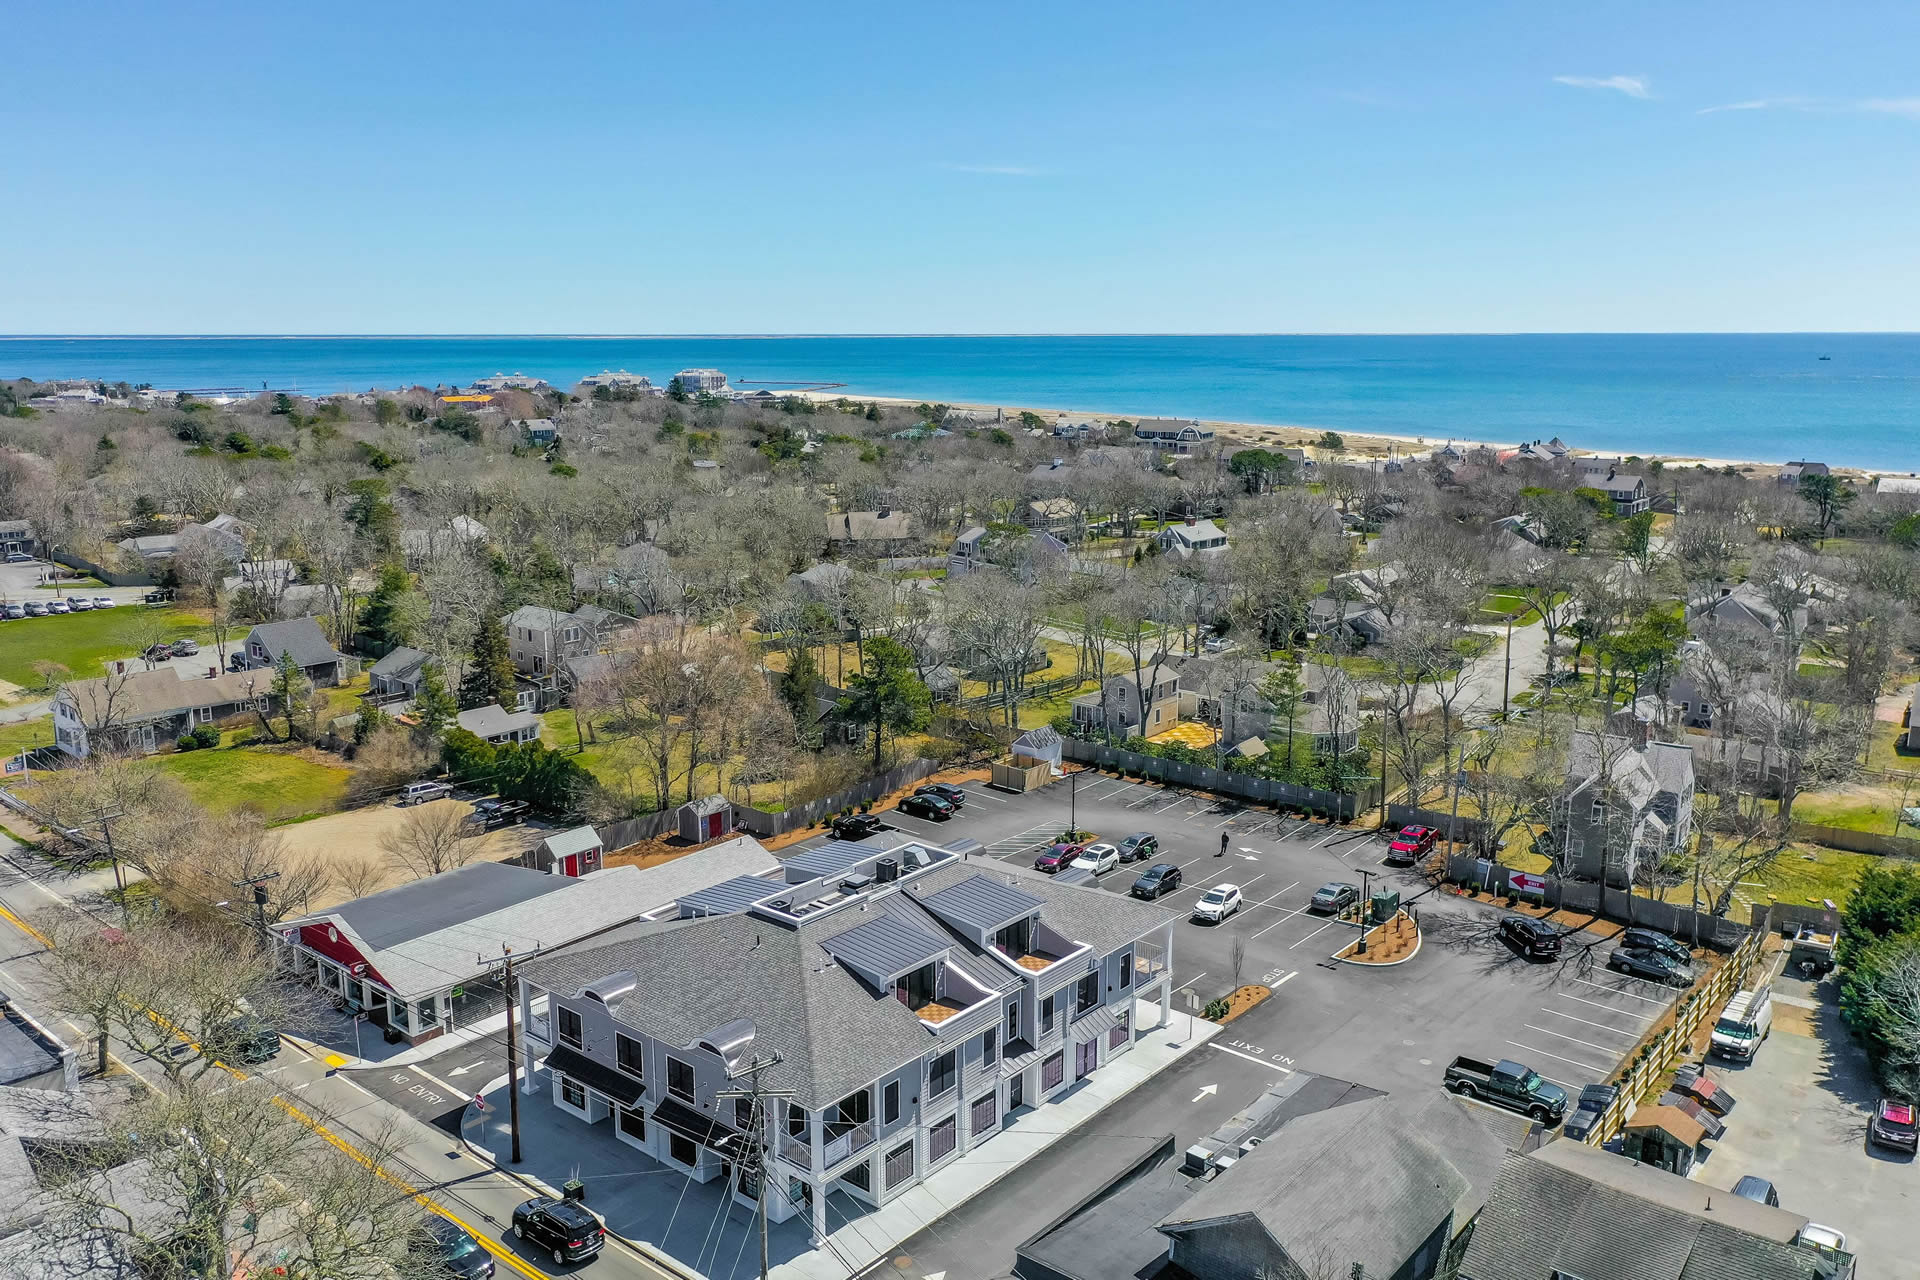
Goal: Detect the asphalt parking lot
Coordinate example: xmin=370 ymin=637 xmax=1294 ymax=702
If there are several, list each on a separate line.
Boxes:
xmin=837 ymin=770 xmax=1687 ymax=1280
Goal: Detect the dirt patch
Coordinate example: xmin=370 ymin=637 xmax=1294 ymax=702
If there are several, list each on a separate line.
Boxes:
xmin=273 ymin=797 xmax=540 ymax=910
xmin=1209 ymin=984 xmax=1271 ymax=1023
xmin=1338 ymin=910 xmax=1420 ymax=963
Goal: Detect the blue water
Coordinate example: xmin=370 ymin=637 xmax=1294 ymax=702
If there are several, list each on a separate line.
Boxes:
xmin=3 ymin=333 xmax=1917 ymax=469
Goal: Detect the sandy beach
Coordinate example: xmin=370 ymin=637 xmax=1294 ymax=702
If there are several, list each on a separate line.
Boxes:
xmin=804 ymin=390 xmax=1804 ymax=476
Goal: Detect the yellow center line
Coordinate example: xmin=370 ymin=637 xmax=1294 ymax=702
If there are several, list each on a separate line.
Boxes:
xmin=0 ymin=898 xmax=53 ymax=948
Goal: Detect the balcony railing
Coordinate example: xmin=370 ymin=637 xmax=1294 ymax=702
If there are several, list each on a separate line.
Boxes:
xmin=775 ymin=1120 xmax=876 ymax=1172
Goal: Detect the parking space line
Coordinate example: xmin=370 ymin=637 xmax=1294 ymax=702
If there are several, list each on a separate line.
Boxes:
xmin=1538 ymin=1008 xmax=1643 ymax=1037
xmin=1288 ymin=919 xmax=1341 ymax=949
xmin=1522 ymin=1024 xmax=1629 ymax=1059
xmin=1552 ymin=990 xmax=1658 ymax=1020
xmin=1309 ymin=826 xmax=1348 ymax=849
xmin=1572 ymin=977 xmax=1672 ymax=1006
xmin=1504 ymin=1040 xmax=1610 ymax=1075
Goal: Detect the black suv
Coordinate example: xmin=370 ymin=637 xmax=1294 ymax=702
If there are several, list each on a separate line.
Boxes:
xmin=1132 ymin=863 xmax=1182 ymax=900
xmin=1117 ymin=832 xmax=1159 ymax=863
xmin=1499 ymin=915 xmax=1562 ymax=961
xmin=411 ymin=1215 xmax=495 ymax=1278
xmin=204 ymin=1017 xmax=281 ymax=1065
xmin=1620 ymin=928 xmax=1691 ymax=966
xmin=511 ymin=1196 xmax=604 ymax=1266
xmin=831 ymin=813 xmax=886 ymax=841
xmin=916 ymin=782 xmax=967 ymax=808
xmin=897 ymin=793 xmax=954 ymax=821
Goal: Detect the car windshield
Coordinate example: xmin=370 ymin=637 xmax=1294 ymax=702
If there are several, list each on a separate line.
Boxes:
xmin=1714 ymin=1017 xmax=1755 ymax=1038
xmin=442 ymin=1233 xmax=481 ymax=1259
xmin=1523 ymin=1071 xmax=1543 ymax=1090
xmin=1202 ymin=889 xmax=1230 ymax=903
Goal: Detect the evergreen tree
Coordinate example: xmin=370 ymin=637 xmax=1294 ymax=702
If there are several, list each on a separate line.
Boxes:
xmin=460 ymin=616 xmax=518 ymax=710
xmin=779 ymin=646 xmax=821 ymax=742
xmin=412 ymin=662 xmax=457 ymax=738
xmin=834 ymin=637 xmax=931 ymax=769
xmin=270 ymin=652 xmax=310 ymax=741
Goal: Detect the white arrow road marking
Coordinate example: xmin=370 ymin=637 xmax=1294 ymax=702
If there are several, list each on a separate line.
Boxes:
xmin=445 ymin=1061 xmax=485 ymax=1077
xmin=1192 ymin=1084 xmax=1219 ymax=1102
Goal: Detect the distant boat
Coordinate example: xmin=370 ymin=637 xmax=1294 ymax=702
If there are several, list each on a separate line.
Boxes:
xmin=1818 ymin=355 xmax=1832 ymax=361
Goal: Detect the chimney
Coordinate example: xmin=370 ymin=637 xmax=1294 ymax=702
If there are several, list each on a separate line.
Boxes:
xmin=1186 ymin=517 xmax=1196 ymax=526
xmin=1720 ymin=586 xmax=1732 ymax=598
xmin=1607 ymin=466 xmax=1617 ymax=481
xmin=877 ymin=506 xmax=890 ymax=519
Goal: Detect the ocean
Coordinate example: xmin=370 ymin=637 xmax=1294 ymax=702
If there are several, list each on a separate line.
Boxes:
xmin=3 ymin=333 xmax=1917 ymax=470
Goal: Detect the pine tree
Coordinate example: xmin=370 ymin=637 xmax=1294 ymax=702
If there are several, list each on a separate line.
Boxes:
xmin=779 ymin=647 xmax=821 ymax=742
xmin=270 ymin=652 xmax=310 ymax=741
xmin=413 ymin=662 xmax=457 ymax=738
xmin=460 ymin=617 xmax=518 ymax=710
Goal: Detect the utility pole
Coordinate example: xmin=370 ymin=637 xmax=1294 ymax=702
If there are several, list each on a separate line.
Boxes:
xmin=717 ymin=1051 xmax=793 ymax=1280
xmin=231 ymin=870 xmax=280 ymax=950
xmin=478 ymin=942 xmax=547 ymax=1164
xmin=93 ymin=810 xmax=128 ymax=929
xmin=1501 ymin=614 xmax=1514 ymax=719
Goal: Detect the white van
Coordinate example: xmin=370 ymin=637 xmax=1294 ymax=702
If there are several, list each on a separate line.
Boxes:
xmin=1710 ymin=987 xmax=1773 ymax=1060
xmin=399 ymin=780 xmax=452 ymax=806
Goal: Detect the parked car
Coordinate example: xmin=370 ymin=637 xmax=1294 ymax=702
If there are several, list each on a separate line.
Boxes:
xmin=170 ymin=639 xmax=200 ymax=657
xmin=227 ymin=651 xmax=249 ymax=671
xmin=204 ymin=1017 xmax=280 ymax=1066
xmin=1869 ymin=1098 xmax=1918 ymax=1154
xmin=22 ymin=601 xmax=46 ymax=618
xmin=1795 ymin=1224 xmax=1848 ymax=1255
xmin=143 ymin=588 xmax=175 ymax=604
xmin=3 ymin=552 xmax=32 ymax=564
xmin=830 ymin=813 xmax=886 ymax=841
xmin=67 ymin=597 xmax=92 ymax=612
xmin=91 ymin=595 xmax=116 ymax=609
xmin=1384 ymin=825 xmax=1436 ymax=865
xmin=1034 ymin=842 xmax=1084 ymax=873
xmin=0 ymin=604 xmax=19 ymax=620
xmin=897 ymin=792 xmax=954 ymax=821
xmin=1609 ymin=946 xmax=1693 ymax=986
xmin=1132 ymin=863 xmax=1183 ymax=900
xmin=510 ymin=1196 xmax=604 ymax=1266
xmin=1731 ymin=1175 xmax=1780 ymax=1207
xmin=1443 ymin=1056 xmax=1568 ymax=1125
xmin=1499 ymin=915 xmax=1563 ymax=961
xmin=1117 ymin=832 xmax=1159 ymax=863
xmin=400 ymin=781 xmax=453 ymax=807
xmin=1562 ymin=1083 xmax=1619 ymax=1142
xmin=1202 ymin=635 xmax=1233 ymax=653
xmin=1309 ymin=882 xmax=1358 ymax=914
xmin=1071 ymin=843 xmax=1120 ymax=875
xmin=411 ymin=1216 xmax=495 ymax=1279
xmin=45 ymin=599 xmax=69 ymax=614
xmin=1192 ymin=884 xmax=1242 ymax=923
xmin=472 ymin=799 xmax=530 ymax=829
xmin=915 ymin=782 xmax=966 ymax=808
xmin=1621 ymin=927 xmax=1692 ymax=966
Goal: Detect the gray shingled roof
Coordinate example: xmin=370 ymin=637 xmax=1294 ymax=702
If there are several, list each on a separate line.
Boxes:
xmin=328 ymin=862 xmax=573 ymax=951
xmin=820 ymin=916 xmax=951 ymax=983
xmin=246 ymin=616 xmax=340 ymax=669
xmin=904 ymin=858 xmax=1177 ymax=956
xmin=456 ymin=703 xmax=541 ymax=740
xmin=367 ymin=646 xmax=429 ymax=680
xmin=918 ymin=874 xmax=1046 ymax=934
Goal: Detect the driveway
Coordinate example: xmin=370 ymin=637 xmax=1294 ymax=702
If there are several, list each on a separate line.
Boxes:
xmin=1691 ymin=968 xmax=1918 ymax=1277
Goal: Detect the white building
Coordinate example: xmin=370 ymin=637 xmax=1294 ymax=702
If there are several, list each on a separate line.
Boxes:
xmin=673 ymin=368 xmax=731 ymax=397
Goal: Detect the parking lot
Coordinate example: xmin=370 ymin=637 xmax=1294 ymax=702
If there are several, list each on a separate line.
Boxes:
xmin=799 ymin=768 xmax=1681 ymax=1101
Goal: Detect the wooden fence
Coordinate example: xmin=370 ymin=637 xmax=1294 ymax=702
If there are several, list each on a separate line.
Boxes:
xmin=1443 ymin=855 xmax=1751 ymax=949
xmin=1788 ymin=821 xmax=1920 ymax=858
xmin=1062 ymin=739 xmax=1376 ymax=820
xmin=1585 ymin=925 xmax=1767 ymax=1147
xmin=733 ymin=758 xmax=940 ymax=838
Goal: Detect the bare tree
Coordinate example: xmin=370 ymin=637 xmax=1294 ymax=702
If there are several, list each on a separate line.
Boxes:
xmin=379 ymin=803 xmax=483 ymax=880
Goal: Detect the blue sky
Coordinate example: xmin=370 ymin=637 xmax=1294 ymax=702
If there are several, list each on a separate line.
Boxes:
xmin=7 ymin=0 xmax=1918 ymax=333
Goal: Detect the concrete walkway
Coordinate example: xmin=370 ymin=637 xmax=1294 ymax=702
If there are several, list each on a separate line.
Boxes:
xmin=460 ymin=999 xmax=1219 ymax=1280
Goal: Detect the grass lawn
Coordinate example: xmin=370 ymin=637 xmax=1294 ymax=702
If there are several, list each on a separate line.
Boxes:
xmin=141 ymin=745 xmax=352 ymax=823
xmin=1865 ymin=718 xmax=1920 ymax=776
xmin=0 ymin=607 xmax=209 ymax=692
xmin=1792 ymin=785 xmax=1902 ymax=835
xmin=0 ymin=715 xmax=54 ymax=758
xmin=31 ymin=577 xmax=107 ymax=591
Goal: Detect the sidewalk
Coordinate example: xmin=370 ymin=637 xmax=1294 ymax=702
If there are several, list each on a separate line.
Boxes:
xmin=460 ymin=998 xmax=1218 ymax=1280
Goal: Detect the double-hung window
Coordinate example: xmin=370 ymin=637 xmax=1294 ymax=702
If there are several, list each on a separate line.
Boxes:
xmin=928 ymin=1050 xmax=957 ymax=1099
xmin=556 ymin=1006 xmax=582 ymax=1049
xmin=615 ymin=1033 xmax=644 ymax=1080
xmin=667 ymin=1056 xmax=694 ymax=1102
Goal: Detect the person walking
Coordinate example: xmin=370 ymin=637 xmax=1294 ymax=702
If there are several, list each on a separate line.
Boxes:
xmin=1218 ymin=831 xmax=1228 ymax=857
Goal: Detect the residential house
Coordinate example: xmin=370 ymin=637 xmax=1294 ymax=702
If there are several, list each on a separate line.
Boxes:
xmin=53 ymin=668 xmax=270 ymax=758
xmin=398 ymin=514 xmax=489 ymax=564
xmin=1559 ymin=726 xmax=1696 ymax=887
xmin=0 ymin=520 xmax=34 ymax=559
xmin=518 ymin=418 xmax=559 ymax=446
xmin=456 ymin=702 xmax=542 ymax=745
xmin=1459 ymin=1139 xmax=1854 ymax=1280
xmin=176 ymin=512 xmax=250 ymax=562
xmin=1159 ymin=1092 xmax=1521 ymax=1280
xmin=1874 ymin=474 xmax=1920 ymax=496
xmin=366 ymin=645 xmax=432 ymax=701
xmin=503 ymin=602 xmax=638 ymax=698
xmin=276 ymin=861 xmax=662 ymax=1045
xmin=240 ymin=616 xmax=349 ymax=686
xmin=825 ymin=509 xmax=915 ymax=551
xmin=1025 ymin=496 xmax=1078 ymax=534
xmin=471 ymin=372 xmax=552 ymax=392
xmin=578 ymin=370 xmax=659 ymax=395
xmin=116 ymin=533 xmax=179 ymax=562
xmin=1779 ymin=460 xmax=1829 ymax=486
xmin=1071 ymin=664 xmax=1181 ymax=738
xmin=1154 ymin=518 xmax=1230 ymax=560
xmin=789 ymin=561 xmax=854 ymax=601
xmin=1132 ymin=418 xmax=1214 ymax=454
xmin=1573 ymin=455 xmax=1624 ymax=485
xmin=509 ymin=842 xmax=1177 ymax=1241
xmin=1309 ymin=598 xmax=1392 ymax=647
xmin=1166 ymin=654 xmax=1361 ymax=754
xmin=1690 ymin=581 xmax=1807 ymax=641
xmin=946 ymin=527 xmax=987 ymax=578
xmin=1593 ymin=466 xmax=1651 ymax=516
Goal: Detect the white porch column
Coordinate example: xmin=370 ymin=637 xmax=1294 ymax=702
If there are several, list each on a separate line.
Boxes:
xmin=1159 ymin=923 xmax=1173 ymax=1028
xmin=811 ymin=1178 xmax=828 ymax=1241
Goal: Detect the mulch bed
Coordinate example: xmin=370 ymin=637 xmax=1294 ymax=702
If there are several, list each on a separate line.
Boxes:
xmin=1211 ymin=984 xmax=1272 ymax=1023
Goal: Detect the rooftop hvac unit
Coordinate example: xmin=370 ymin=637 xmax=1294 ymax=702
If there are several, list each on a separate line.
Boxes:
xmin=874 ymin=857 xmax=900 ymax=883
xmin=840 ymin=873 xmax=874 ymax=895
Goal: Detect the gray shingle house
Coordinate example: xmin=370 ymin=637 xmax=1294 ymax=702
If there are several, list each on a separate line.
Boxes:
xmin=1558 ymin=727 xmax=1696 ymax=888
xmin=241 ymin=616 xmax=349 ymax=686
xmin=512 ymin=842 xmax=1177 ymax=1241
xmin=366 ymin=645 xmax=431 ymax=700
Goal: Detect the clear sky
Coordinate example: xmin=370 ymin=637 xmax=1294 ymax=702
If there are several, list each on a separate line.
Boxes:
xmin=7 ymin=0 xmax=1918 ymax=334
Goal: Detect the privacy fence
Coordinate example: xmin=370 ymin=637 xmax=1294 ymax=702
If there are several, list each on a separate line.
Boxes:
xmin=734 ymin=757 xmax=941 ymax=839
xmin=1062 ymin=739 xmax=1377 ymax=821
xmin=1386 ymin=804 xmax=1492 ymax=847
xmin=1443 ymin=853 xmax=1752 ymax=950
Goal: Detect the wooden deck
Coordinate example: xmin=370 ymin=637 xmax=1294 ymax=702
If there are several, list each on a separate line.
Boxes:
xmin=914 ymin=998 xmax=969 ymax=1024
xmin=1012 ymin=954 xmax=1053 ymax=972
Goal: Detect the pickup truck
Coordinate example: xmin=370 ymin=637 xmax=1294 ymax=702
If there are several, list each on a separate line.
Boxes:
xmin=1443 ymin=1056 xmax=1568 ymax=1125
xmin=1789 ymin=925 xmax=1836 ymax=977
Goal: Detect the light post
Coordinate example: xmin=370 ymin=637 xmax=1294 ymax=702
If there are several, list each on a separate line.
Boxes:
xmin=1501 ymin=615 xmax=1514 ymax=719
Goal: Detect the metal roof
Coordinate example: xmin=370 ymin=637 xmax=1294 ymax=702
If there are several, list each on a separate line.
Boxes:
xmin=327 ymin=862 xmax=574 ymax=951
xmin=918 ymin=874 xmax=1045 ymax=934
xmin=820 ymin=915 xmax=949 ymax=982
xmin=677 ymin=874 xmax=782 ymax=917
xmin=783 ymin=838 xmax=891 ymax=880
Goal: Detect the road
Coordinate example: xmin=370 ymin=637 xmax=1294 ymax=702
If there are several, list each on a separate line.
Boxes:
xmin=0 ymin=838 xmax=680 ymax=1280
